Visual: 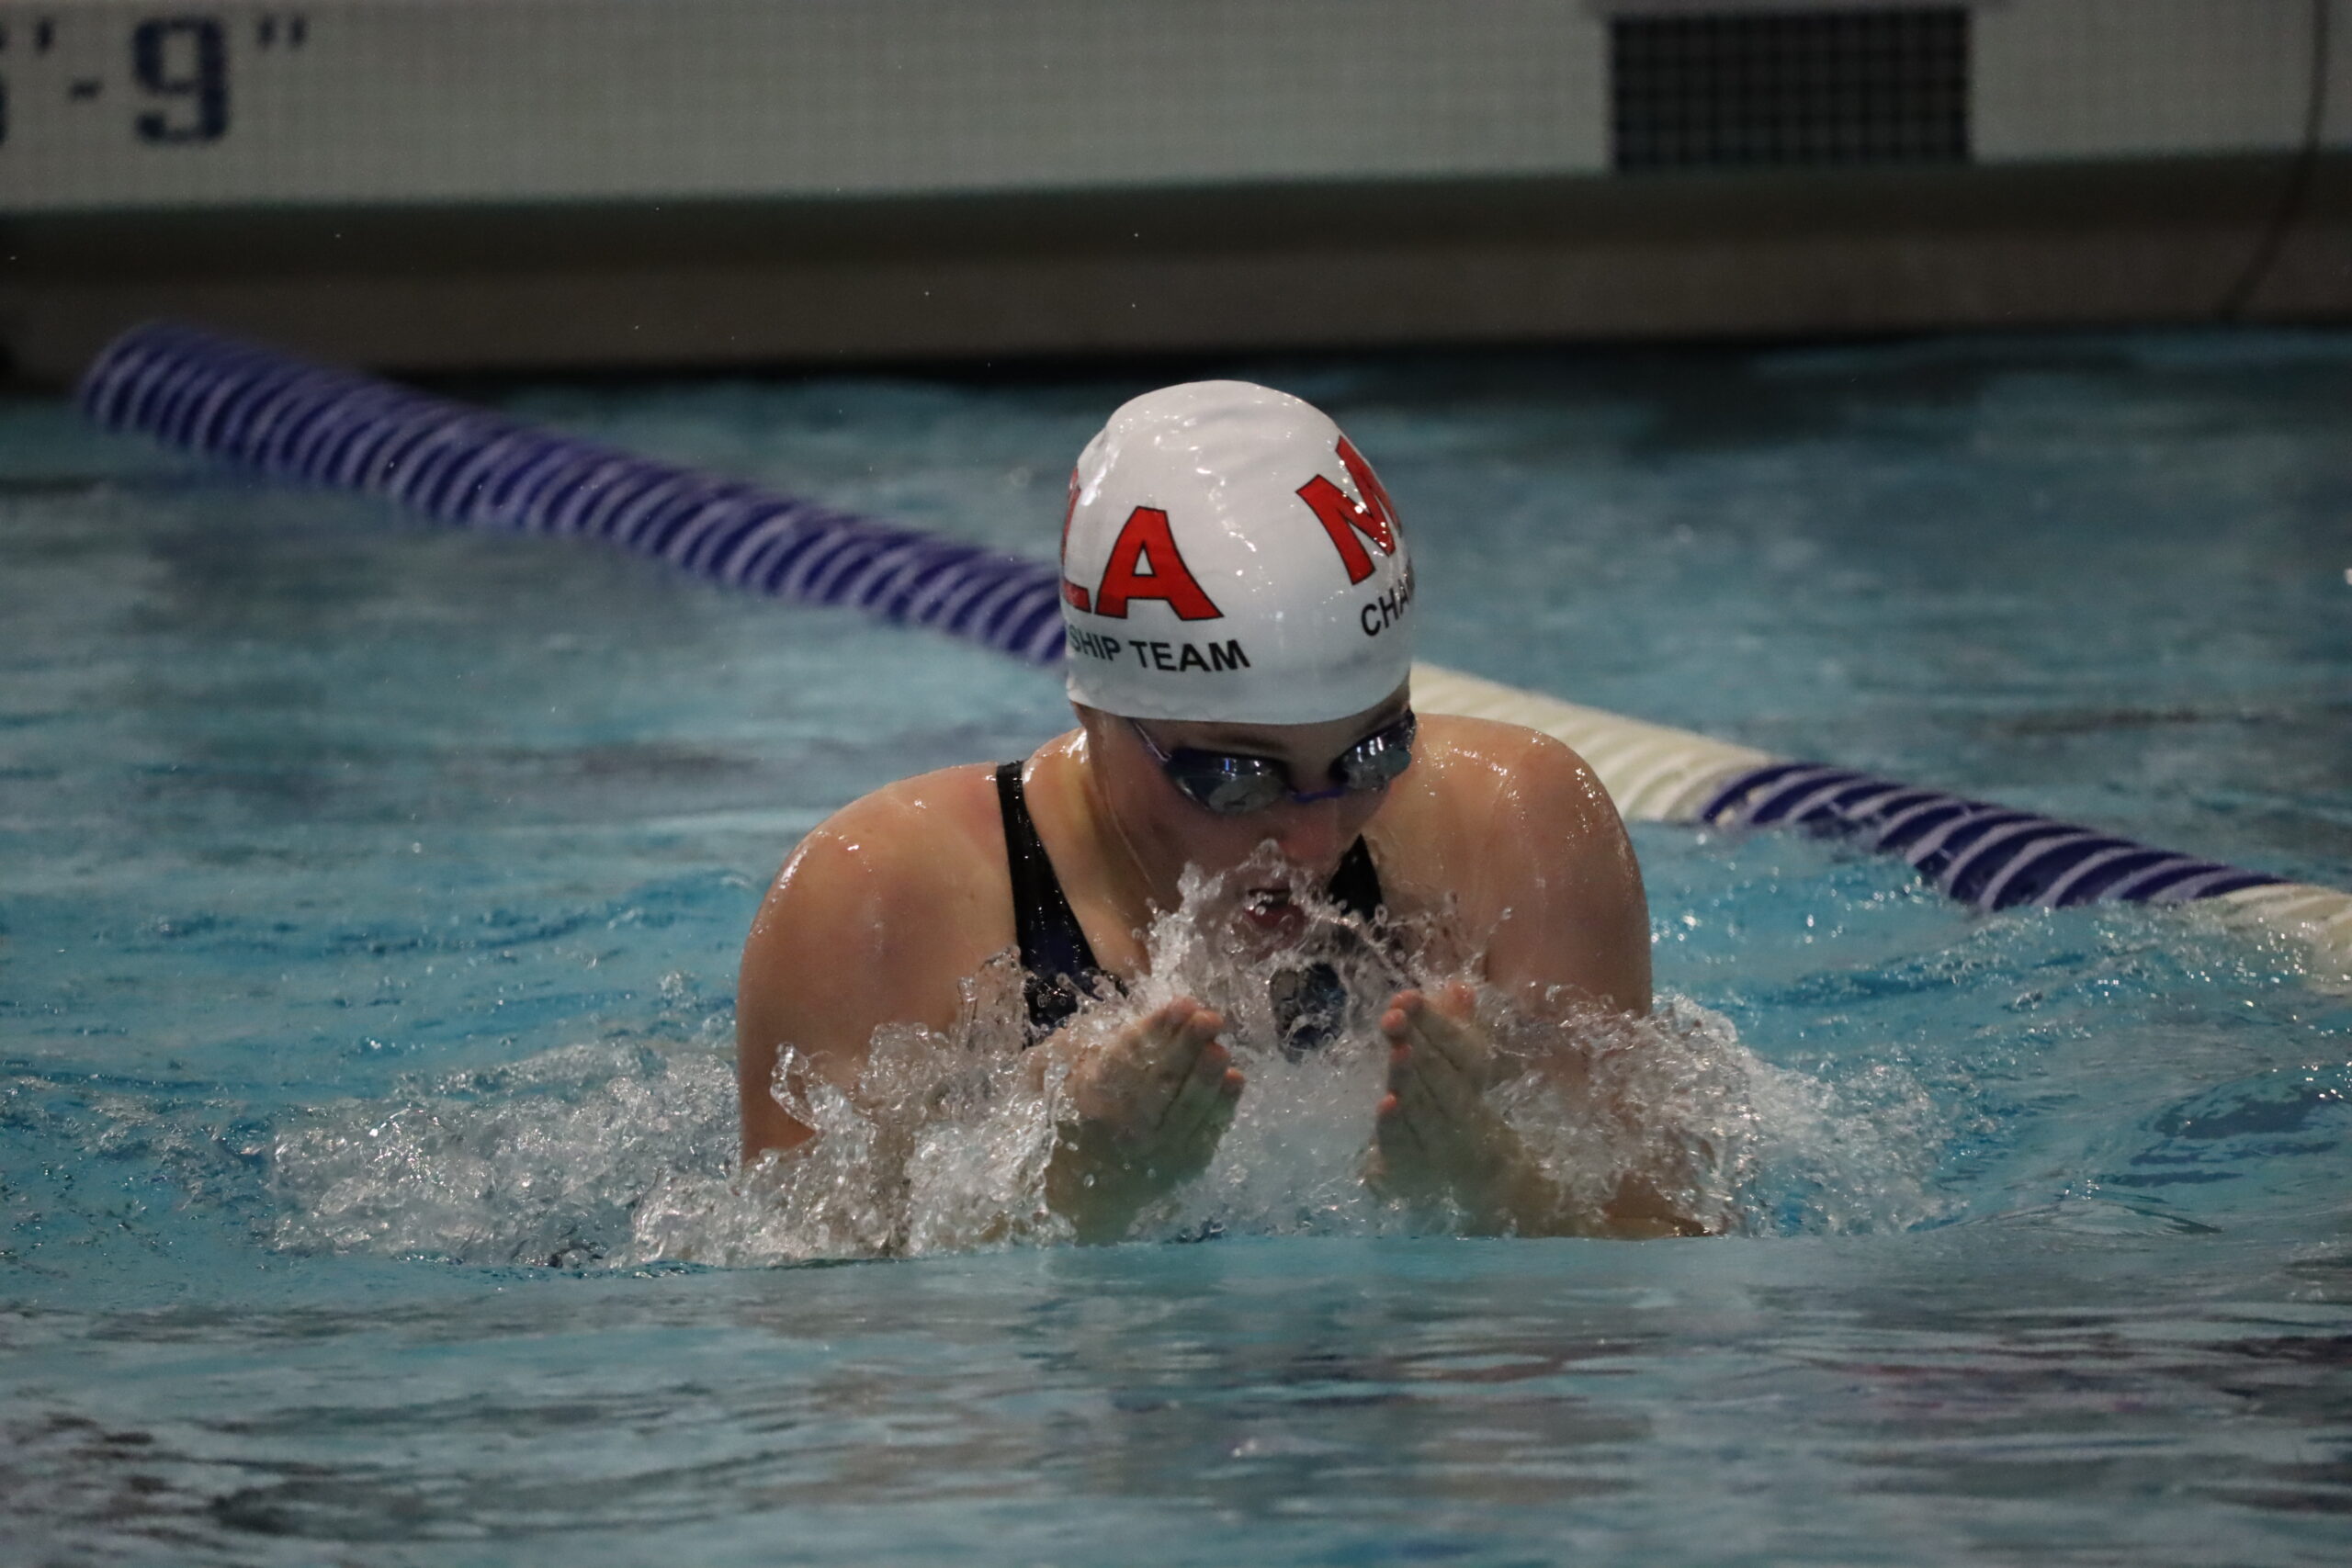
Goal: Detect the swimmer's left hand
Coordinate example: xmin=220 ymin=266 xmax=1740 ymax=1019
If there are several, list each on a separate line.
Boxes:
xmin=1368 ymin=982 xmax=1712 ymax=1240
xmin=1366 ymin=981 xmax=1542 ymax=1231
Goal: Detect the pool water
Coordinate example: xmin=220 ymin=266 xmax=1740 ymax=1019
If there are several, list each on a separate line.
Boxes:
xmin=3 ymin=333 xmax=2348 ymax=1563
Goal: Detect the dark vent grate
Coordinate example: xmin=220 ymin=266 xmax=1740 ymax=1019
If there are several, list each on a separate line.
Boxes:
xmin=1611 ymin=6 xmax=1970 ymax=172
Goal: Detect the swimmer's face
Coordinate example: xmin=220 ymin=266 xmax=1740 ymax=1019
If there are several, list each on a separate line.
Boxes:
xmin=1080 ymin=684 xmax=1411 ymax=905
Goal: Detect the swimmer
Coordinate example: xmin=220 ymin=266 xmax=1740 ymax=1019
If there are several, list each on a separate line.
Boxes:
xmin=738 ymin=381 xmax=1702 ymax=1241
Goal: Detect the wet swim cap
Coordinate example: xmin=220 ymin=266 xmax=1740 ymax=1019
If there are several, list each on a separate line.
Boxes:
xmin=1059 ymin=381 xmax=1416 ymax=724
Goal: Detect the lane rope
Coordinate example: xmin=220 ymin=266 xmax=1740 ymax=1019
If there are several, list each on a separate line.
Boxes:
xmin=77 ymin=321 xmax=1068 ymax=666
xmin=77 ymin=322 xmax=2351 ymax=976
xmin=1412 ymin=671 xmax=2348 ymax=978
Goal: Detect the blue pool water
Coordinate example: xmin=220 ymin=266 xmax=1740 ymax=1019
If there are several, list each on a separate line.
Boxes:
xmin=4 ymin=332 xmax=2348 ymax=1563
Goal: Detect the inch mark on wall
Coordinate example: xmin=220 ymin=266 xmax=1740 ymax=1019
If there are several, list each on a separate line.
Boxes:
xmin=0 ymin=9 xmax=309 ymax=154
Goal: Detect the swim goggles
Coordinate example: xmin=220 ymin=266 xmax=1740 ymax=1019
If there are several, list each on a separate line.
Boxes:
xmin=1128 ymin=711 xmax=1418 ymax=816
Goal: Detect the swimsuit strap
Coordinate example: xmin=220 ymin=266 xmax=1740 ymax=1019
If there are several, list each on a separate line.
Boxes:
xmin=1327 ymin=836 xmax=1384 ymax=922
xmin=997 ymin=758 xmax=1388 ymax=1046
xmin=995 ymin=761 xmax=1103 ymax=1042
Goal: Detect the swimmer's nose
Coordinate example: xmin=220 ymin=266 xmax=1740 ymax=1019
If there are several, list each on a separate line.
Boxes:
xmin=1264 ymin=796 xmax=1351 ymax=872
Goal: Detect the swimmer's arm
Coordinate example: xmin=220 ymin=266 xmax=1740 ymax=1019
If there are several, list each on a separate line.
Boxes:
xmin=1478 ymin=729 xmax=1652 ymax=1019
xmin=1402 ymin=733 xmax=1705 ymax=1237
xmin=735 ymin=798 xmax=974 ymax=1163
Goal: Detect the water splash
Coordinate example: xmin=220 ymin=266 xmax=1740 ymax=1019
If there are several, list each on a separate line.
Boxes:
xmin=632 ymin=967 xmax=1070 ymax=1265
xmin=271 ymin=1039 xmax=741 ymax=1268
xmin=270 ymin=860 xmax=1943 ymax=1267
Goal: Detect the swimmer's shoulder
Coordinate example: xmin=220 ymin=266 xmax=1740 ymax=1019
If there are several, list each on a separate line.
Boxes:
xmin=746 ymin=761 xmax=1017 ymax=1026
xmin=774 ymin=761 xmax=1012 ymax=916
xmin=1381 ymin=716 xmax=1647 ymax=1008
xmin=1408 ymin=714 xmax=1619 ymax=832
xmin=740 ymin=763 xmax=1018 ymax=1089
xmin=1371 ymin=715 xmax=1629 ymax=919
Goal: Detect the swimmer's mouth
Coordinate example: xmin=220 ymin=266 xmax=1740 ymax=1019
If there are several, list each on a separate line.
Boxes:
xmin=1240 ymin=888 xmax=1307 ymax=933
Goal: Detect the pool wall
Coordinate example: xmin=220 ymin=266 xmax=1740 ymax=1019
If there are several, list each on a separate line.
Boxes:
xmin=6 ymin=0 xmax=2352 ymax=379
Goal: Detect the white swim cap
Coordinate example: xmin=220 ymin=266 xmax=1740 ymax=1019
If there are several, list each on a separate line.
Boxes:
xmin=1059 ymin=381 xmax=1416 ymax=724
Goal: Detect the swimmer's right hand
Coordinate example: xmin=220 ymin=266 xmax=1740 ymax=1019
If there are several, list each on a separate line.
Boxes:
xmin=1041 ymin=998 xmax=1243 ymax=1244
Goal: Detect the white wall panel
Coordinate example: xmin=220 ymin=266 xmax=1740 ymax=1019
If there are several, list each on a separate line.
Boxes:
xmin=6 ymin=1 xmax=2339 ymax=212
xmin=0 ymin=0 xmax=1612 ymax=211
xmin=2324 ymin=0 xmax=2352 ymax=145
xmin=1974 ymin=0 xmax=2312 ymax=160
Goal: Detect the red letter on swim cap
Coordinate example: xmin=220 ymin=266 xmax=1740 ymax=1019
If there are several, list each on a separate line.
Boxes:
xmin=1337 ymin=437 xmax=1401 ymax=536
xmin=1296 ymin=437 xmax=1399 ymax=586
xmin=1091 ymin=507 xmax=1223 ymax=621
xmin=1058 ymin=468 xmax=1092 ymax=608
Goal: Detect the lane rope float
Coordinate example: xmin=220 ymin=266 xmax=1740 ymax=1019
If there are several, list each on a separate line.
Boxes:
xmin=78 ymin=323 xmax=2352 ymax=976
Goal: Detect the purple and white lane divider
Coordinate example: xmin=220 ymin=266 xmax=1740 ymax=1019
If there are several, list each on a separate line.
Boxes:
xmin=76 ymin=321 xmax=1068 ymax=666
xmin=79 ymin=321 xmax=2307 ymax=924
xmin=1698 ymin=762 xmax=2278 ymax=912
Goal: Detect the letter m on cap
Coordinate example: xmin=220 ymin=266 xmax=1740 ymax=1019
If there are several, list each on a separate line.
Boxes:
xmin=1295 ymin=437 xmax=1400 ymax=586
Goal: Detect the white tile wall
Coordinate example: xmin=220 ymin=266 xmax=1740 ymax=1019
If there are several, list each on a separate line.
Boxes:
xmin=2324 ymin=0 xmax=2352 ymax=144
xmin=1973 ymin=0 xmax=2312 ymax=159
xmin=0 ymin=0 xmax=2329 ymax=213
xmin=0 ymin=0 xmax=1611 ymax=210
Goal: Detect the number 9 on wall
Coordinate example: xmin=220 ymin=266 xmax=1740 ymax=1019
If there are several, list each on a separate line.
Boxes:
xmin=133 ymin=17 xmax=229 ymax=144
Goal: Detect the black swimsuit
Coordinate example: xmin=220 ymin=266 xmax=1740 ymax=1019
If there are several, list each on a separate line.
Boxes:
xmin=993 ymin=760 xmax=1385 ymax=1045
